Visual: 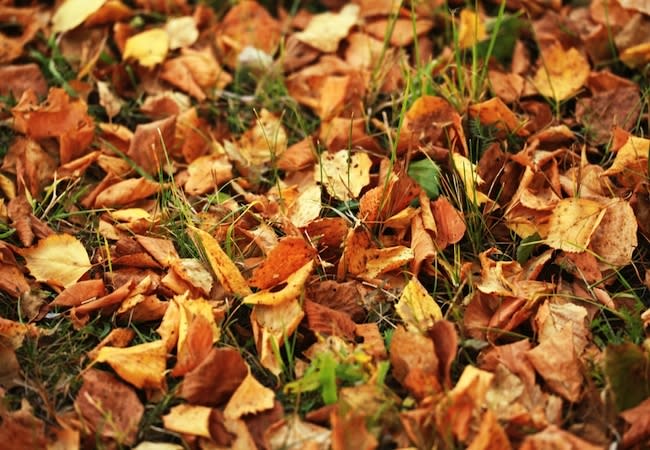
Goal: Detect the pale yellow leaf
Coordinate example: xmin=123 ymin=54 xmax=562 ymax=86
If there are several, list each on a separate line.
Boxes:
xmin=589 ymin=199 xmax=638 ymax=267
xmin=396 ymin=277 xmax=442 ymax=332
xmin=190 ymin=226 xmax=251 ymax=297
xmin=162 ymin=404 xmax=212 ymax=438
xmin=94 ymin=340 xmax=167 ymax=389
xmin=19 ymin=234 xmax=91 ymax=289
xmin=362 ymin=246 xmax=414 ymax=280
xmin=223 ymin=372 xmax=275 ymax=420
xmin=251 ymin=299 xmax=304 ymax=375
xmin=133 ymin=442 xmax=184 ymax=450
xmin=123 ymin=28 xmax=169 ymax=68
xmin=294 ymin=4 xmax=359 ymax=52
xmin=164 ymin=16 xmax=198 ymax=50
xmin=546 ymin=198 xmax=607 ymax=252
xmin=52 ymin=0 xmax=107 ymax=33
xmin=316 ymin=150 xmax=372 ymax=201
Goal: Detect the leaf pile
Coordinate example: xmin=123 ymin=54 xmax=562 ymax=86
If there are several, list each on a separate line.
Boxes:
xmin=0 ymin=0 xmax=649 ymax=449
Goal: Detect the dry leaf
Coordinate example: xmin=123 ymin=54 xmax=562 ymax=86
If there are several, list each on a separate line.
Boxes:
xmin=294 ymin=4 xmax=359 ymax=52
xmin=162 ymin=404 xmax=212 ymax=438
xmin=75 ymin=369 xmax=143 ymax=446
xmin=223 ymin=372 xmax=275 ymax=420
xmin=52 ymin=0 xmax=107 ymax=33
xmin=93 ymin=339 xmax=167 ymax=389
xmin=244 ymin=260 xmax=314 ymax=305
xmin=545 ymin=198 xmax=607 ymax=252
xmin=19 ymin=234 xmax=91 ymax=289
xmin=190 ymin=226 xmax=251 ymax=297
xmin=250 ymin=237 xmax=316 ymax=290
xmin=123 ymin=28 xmax=169 ymax=68
xmin=533 ymin=45 xmax=590 ymax=101
xmin=396 ymin=277 xmax=443 ymax=333
xmin=458 ymin=9 xmax=487 ymax=49
xmin=164 ymin=16 xmax=198 ymax=49
xmin=315 ymin=150 xmax=372 ymax=201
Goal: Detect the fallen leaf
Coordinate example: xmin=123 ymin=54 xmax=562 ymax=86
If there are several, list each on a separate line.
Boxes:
xmin=250 ymin=236 xmax=316 ymax=289
xmin=620 ymin=397 xmax=650 ymax=448
xmin=588 ymin=199 xmax=637 ymax=267
xmin=180 ymin=347 xmax=248 ymax=406
xmin=458 ymin=9 xmax=487 ymax=49
xmin=19 ymin=234 xmax=92 ymax=289
xmin=93 ymin=339 xmax=167 ymax=389
xmin=396 ymin=277 xmax=443 ymax=333
xmin=190 ymin=226 xmax=251 ymax=297
xmin=52 ymin=0 xmax=107 ymax=33
xmin=294 ymin=4 xmax=359 ymax=52
xmin=545 ymin=198 xmax=607 ymax=252
xmin=264 ymin=416 xmax=331 ymax=450
xmin=122 ymin=28 xmax=169 ymax=68
xmin=315 ymin=150 xmax=372 ymax=201
xmin=94 ymin=177 xmax=161 ymax=208
xmin=74 ymin=369 xmax=143 ymax=446
xmin=162 ymin=404 xmax=212 ymax=438
xmin=532 ymin=45 xmax=590 ymax=101
xmin=526 ymin=325 xmax=583 ymax=402
xmin=244 ymin=260 xmax=314 ymax=305
xmin=224 ymin=372 xmax=275 ymax=420
xmin=164 ymin=16 xmax=198 ymax=49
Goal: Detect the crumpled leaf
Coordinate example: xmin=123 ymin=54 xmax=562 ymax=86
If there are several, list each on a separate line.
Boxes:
xmin=52 ymin=0 xmax=107 ymax=33
xmin=250 ymin=236 xmax=316 ymax=289
xmin=294 ymin=4 xmax=359 ymax=53
xmin=123 ymin=28 xmax=169 ymax=68
xmin=244 ymin=260 xmax=314 ymax=305
xmin=93 ymin=339 xmax=167 ymax=389
xmin=19 ymin=234 xmax=91 ymax=289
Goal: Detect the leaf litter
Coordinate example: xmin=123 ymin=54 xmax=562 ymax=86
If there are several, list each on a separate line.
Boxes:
xmin=0 ymin=0 xmax=649 ymax=449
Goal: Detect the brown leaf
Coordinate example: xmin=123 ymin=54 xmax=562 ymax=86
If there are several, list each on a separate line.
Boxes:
xmin=519 ymin=425 xmax=603 ymax=450
xmin=0 ymin=64 xmax=47 ymax=98
xmin=390 ymin=326 xmax=440 ymax=399
xmin=304 ymin=300 xmax=357 ymax=340
xmin=94 ymin=177 xmax=161 ymax=208
xmin=431 ymin=196 xmax=467 ymax=249
xmin=526 ymin=325 xmax=583 ymax=402
xmin=51 ymin=279 xmax=106 ymax=308
xmin=127 ymin=115 xmax=176 ymax=175
xmin=244 ymin=260 xmax=314 ymax=305
xmin=74 ymin=369 xmax=144 ymax=446
xmin=331 ymin=409 xmax=378 ymax=450
xmin=0 ymin=396 xmax=47 ymax=448
xmin=250 ymin=236 xmax=316 ymax=289
xmin=181 ymin=347 xmax=248 ymax=406
xmin=620 ymin=397 xmax=650 ymax=448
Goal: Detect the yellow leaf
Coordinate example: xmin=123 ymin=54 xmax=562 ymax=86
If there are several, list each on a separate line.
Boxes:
xmin=532 ymin=45 xmax=589 ymax=101
xmin=123 ymin=28 xmax=169 ymax=68
xmin=451 ymin=153 xmax=490 ymax=206
xmin=162 ymin=404 xmax=212 ymax=438
xmin=294 ymin=4 xmax=359 ymax=52
xmin=545 ymin=198 xmax=607 ymax=252
xmin=52 ymin=0 xmax=107 ymax=33
xmin=174 ymin=293 xmax=221 ymax=349
xmin=19 ymin=234 xmax=91 ymax=289
xmin=458 ymin=9 xmax=487 ymax=49
xmin=189 ymin=226 xmax=251 ymax=297
xmin=396 ymin=277 xmax=442 ymax=332
xmin=362 ymin=246 xmax=414 ymax=280
xmin=133 ymin=442 xmax=184 ymax=450
xmin=224 ymin=372 xmax=275 ymax=420
xmin=94 ymin=340 xmax=167 ymax=389
xmin=602 ymin=136 xmax=649 ymax=177
xmin=316 ymin=150 xmax=372 ymax=201
xmin=620 ymin=42 xmax=650 ymax=69
xmin=243 ymin=260 xmax=314 ymax=305
xmin=589 ymin=199 xmax=638 ymax=267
